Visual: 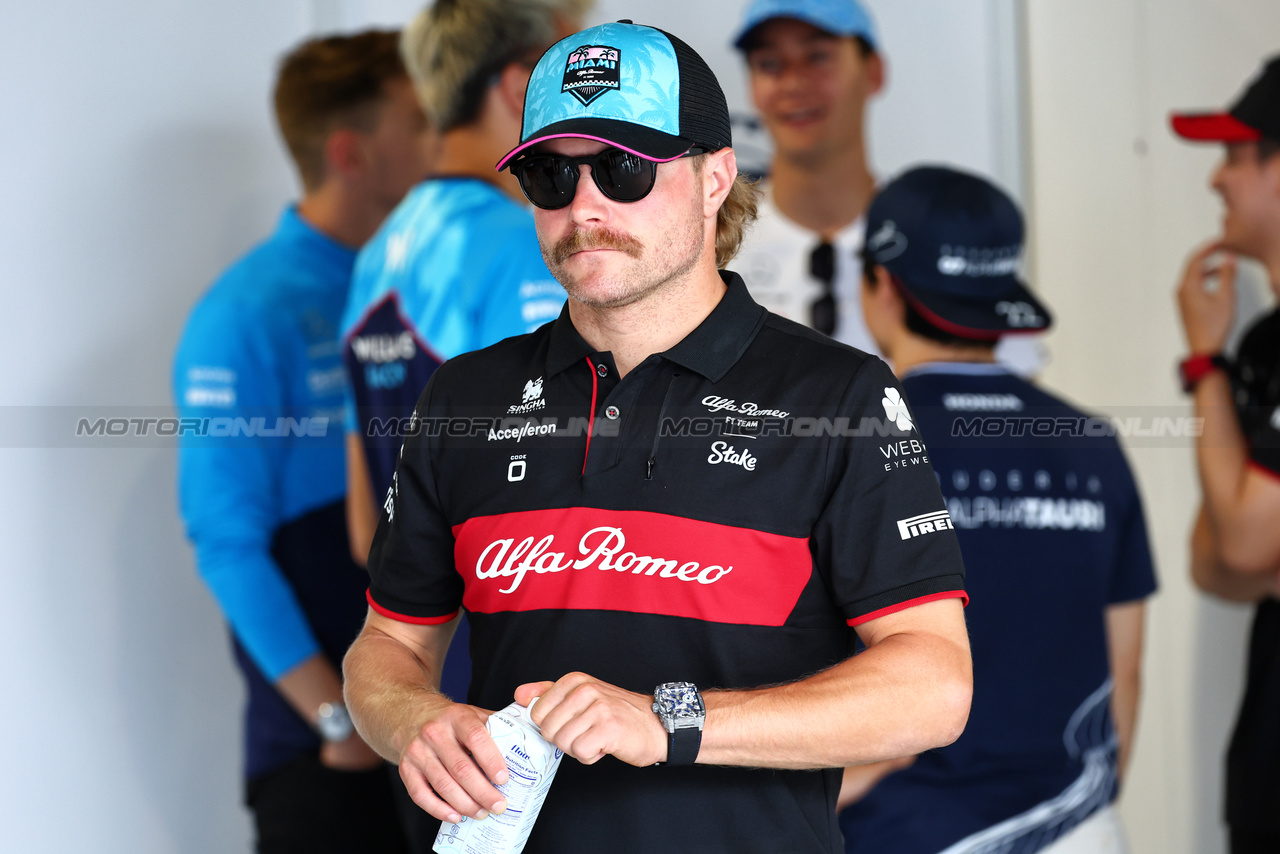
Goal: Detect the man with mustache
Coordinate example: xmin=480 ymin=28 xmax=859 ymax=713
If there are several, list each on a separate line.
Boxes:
xmin=343 ymin=20 xmax=972 ymax=853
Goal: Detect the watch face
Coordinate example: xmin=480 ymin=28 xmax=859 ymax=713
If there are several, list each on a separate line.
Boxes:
xmin=656 ymin=682 xmax=705 ymax=720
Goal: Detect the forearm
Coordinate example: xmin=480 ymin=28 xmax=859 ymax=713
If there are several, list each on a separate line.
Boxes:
xmin=276 ymin=653 xmax=345 ymax=722
xmin=698 ymin=618 xmax=971 ymax=769
xmin=343 ymin=618 xmax=456 ymax=763
xmin=1194 ymin=375 xmax=1264 ymax=563
xmin=1191 ymin=507 xmax=1276 ymax=601
xmin=1111 ymin=672 xmax=1138 ymax=781
xmin=345 ymin=432 xmax=378 ymax=568
xmin=837 ymin=757 xmax=915 ymax=811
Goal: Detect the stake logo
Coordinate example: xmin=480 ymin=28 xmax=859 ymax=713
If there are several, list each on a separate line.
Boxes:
xmin=562 ymin=45 xmax=621 ymax=105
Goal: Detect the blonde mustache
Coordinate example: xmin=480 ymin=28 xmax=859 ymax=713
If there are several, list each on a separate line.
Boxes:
xmin=550 ymin=228 xmax=644 ymax=265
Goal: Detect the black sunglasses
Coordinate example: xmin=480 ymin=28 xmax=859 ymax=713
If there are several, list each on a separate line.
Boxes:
xmin=511 ymin=147 xmax=703 ymax=210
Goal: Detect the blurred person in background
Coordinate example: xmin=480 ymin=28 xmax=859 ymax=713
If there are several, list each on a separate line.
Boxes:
xmin=338 ymin=9 xmax=591 ymax=763
xmin=341 ymin=0 xmax=591 ymax=564
xmin=843 ymin=165 xmax=1156 ymax=854
xmin=1171 ymin=55 xmax=1280 ymax=854
xmin=730 ymin=0 xmax=1043 ymax=375
xmin=173 ymin=30 xmax=432 ymax=853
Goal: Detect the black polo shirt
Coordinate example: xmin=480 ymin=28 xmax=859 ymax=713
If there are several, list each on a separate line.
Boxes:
xmin=367 ymin=272 xmax=967 ymax=854
xmin=1226 ymin=308 xmax=1280 ymax=833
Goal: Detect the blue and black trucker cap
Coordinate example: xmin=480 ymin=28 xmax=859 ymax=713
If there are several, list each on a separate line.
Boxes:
xmin=497 ymin=21 xmax=732 ymax=171
xmin=864 ymin=165 xmax=1052 ymax=339
xmin=733 ymin=0 xmax=878 ymax=52
xmin=1171 ymin=54 xmax=1280 ymax=144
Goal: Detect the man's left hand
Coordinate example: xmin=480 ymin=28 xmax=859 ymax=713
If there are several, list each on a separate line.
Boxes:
xmin=515 ymin=673 xmax=667 ymax=767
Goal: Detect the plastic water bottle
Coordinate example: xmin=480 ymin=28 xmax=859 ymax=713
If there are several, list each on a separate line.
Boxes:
xmin=433 ymin=699 xmax=563 ymax=854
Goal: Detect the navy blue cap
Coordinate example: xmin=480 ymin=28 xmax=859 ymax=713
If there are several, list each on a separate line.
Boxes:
xmin=864 ymin=165 xmax=1051 ymax=339
xmin=733 ymin=0 xmax=878 ymax=52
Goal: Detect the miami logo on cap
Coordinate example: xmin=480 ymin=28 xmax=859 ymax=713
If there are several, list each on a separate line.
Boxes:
xmin=562 ymin=45 xmax=621 ymax=105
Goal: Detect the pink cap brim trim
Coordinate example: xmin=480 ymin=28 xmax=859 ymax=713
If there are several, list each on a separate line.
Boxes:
xmin=496 ymin=133 xmax=690 ymax=171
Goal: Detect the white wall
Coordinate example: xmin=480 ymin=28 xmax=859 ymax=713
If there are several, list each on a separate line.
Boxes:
xmin=1023 ymin=2 xmax=1280 ymax=853
xmin=0 ymin=1 xmax=1024 ymax=851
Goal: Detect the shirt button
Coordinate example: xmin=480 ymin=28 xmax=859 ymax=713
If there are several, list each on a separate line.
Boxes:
xmin=605 ymin=405 xmax=620 ymax=420
xmin=596 ymin=363 xmax=609 ymax=377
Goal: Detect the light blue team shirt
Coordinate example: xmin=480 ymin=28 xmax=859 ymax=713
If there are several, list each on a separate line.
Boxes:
xmin=173 ymin=207 xmax=354 ymax=682
xmin=340 ymin=177 xmax=565 ymax=496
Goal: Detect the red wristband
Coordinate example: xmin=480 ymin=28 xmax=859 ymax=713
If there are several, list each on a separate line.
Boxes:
xmin=1178 ymin=353 xmax=1228 ymax=393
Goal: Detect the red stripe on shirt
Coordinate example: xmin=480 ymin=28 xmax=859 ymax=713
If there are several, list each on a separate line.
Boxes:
xmin=451 ymin=507 xmax=813 ymax=626
xmin=1248 ymin=458 xmax=1280 ymax=483
xmin=583 ymin=357 xmax=598 ymax=475
xmin=366 ymin=590 xmax=458 ymax=625
xmin=847 ymin=590 xmax=969 ymax=627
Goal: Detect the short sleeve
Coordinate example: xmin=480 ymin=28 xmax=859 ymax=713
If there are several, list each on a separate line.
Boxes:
xmin=1233 ymin=313 xmax=1280 ymax=476
xmin=366 ymin=377 xmax=465 ymax=624
xmin=1105 ymin=451 xmax=1159 ymax=604
xmin=813 ymin=357 xmax=968 ymax=626
xmin=1246 ymin=416 xmax=1280 ymax=477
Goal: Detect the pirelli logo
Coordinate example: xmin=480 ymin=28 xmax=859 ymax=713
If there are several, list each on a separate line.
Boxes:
xmin=897 ymin=510 xmax=954 ymax=540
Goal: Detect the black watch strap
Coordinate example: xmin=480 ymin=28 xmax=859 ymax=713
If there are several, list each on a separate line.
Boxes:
xmin=667 ymin=726 xmax=702 ymax=766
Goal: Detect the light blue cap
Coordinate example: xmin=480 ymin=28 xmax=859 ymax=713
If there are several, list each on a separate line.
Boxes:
xmin=497 ymin=21 xmax=731 ymax=171
xmin=732 ymin=0 xmax=878 ymax=51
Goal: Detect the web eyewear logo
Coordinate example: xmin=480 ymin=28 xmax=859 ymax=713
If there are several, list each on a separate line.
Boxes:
xmin=562 ymin=45 xmax=621 ymax=105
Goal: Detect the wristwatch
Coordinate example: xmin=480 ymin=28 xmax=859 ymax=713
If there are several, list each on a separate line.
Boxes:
xmin=316 ymin=701 xmax=354 ymax=743
xmin=1178 ymin=353 xmax=1230 ymax=393
xmin=652 ymin=682 xmax=705 ymax=766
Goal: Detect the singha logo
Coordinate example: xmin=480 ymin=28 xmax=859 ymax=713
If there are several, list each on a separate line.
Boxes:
xmin=523 ymin=377 xmax=544 ymax=403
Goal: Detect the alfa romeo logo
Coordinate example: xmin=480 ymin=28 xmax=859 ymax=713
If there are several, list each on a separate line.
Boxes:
xmin=562 ymin=44 xmax=621 ymax=106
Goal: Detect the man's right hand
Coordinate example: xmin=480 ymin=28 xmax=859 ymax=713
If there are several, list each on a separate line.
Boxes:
xmin=1176 ymin=241 xmax=1237 ymax=354
xmin=398 ymin=702 xmax=510 ymax=824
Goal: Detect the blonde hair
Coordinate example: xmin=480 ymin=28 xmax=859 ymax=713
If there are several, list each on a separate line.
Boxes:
xmin=401 ymin=0 xmax=592 ymax=132
xmin=714 ymin=174 xmax=762 ymax=268
xmin=689 ymin=154 xmax=761 ymax=268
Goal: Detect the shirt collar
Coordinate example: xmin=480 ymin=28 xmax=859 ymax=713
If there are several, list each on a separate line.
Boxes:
xmin=901 ymin=360 xmax=1011 ymax=380
xmin=545 ymin=271 xmax=767 ymax=381
xmin=277 ymin=205 xmax=357 ymax=269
